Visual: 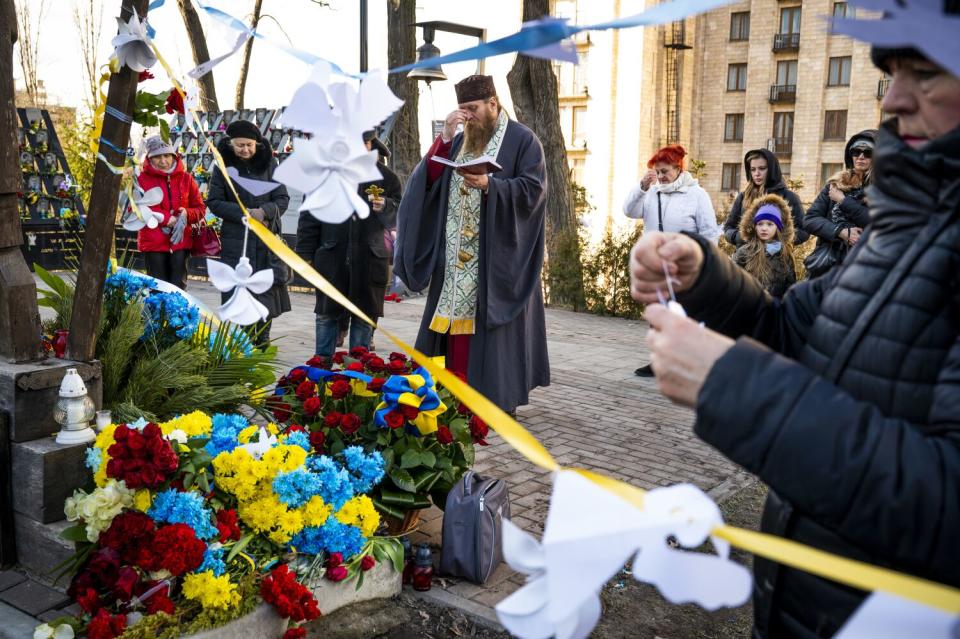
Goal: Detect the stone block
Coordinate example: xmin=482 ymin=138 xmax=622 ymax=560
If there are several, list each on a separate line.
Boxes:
xmin=0 ymin=359 xmax=101 ymax=443
xmin=0 ymin=578 xmax=70 ymax=616
xmin=13 ymin=516 xmax=74 ymax=578
xmin=11 ymin=437 xmax=87 ymax=524
xmin=0 ymin=601 xmax=42 ymax=639
xmin=0 ymin=571 xmax=25 ymax=592
xmin=184 ymin=602 xmax=287 ymax=639
xmin=310 ymin=560 xmax=401 ymax=616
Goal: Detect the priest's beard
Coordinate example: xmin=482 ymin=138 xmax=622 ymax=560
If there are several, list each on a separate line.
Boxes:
xmin=464 ymin=109 xmax=498 ymax=156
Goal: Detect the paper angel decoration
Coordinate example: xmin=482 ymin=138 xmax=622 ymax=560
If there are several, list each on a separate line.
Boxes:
xmin=238 ymin=427 xmax=278 ymax=460
xmin=834 ymin=592 xmax=960 ymax=639
xmin=111 ymin=8 xmax=156 ymax=72
xmin=207 ymin=256 xmax=274 ymax=325
xmin=273 ymin=62 xmax=403 ymax=224
xmin=227 ymin=166 xmax=281 ymax=197
xmin=495 ymin=471 xmax=752 ymax=639
xmin=121 ymin=183 xmax=165 ymax=231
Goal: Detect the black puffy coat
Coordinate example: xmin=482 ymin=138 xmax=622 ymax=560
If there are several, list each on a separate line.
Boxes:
xmin=722 ymin=148 xmax=808 ymax=246
xmin=295 ymin=162 xmax=402 ymax=319
xmin=206 ymin=136 xmax=291 ymax=319
xmin=678 ymin=119 xmax=960 ymax=638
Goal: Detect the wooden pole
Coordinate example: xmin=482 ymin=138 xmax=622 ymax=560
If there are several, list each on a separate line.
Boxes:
xmin=0 ymin=0 xmax=41 ymax=363
xmin=67 ymin=0 xmax=149 ymax=362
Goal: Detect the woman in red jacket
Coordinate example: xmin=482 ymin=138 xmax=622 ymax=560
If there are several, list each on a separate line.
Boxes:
xmin=137 ymin=136 xmax=205 ymax=289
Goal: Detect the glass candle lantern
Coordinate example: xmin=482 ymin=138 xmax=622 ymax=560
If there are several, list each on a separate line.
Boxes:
xmin=53 ymin=368 xmax=97 ymax=445
xmin=412 ymin=544 xmax=434 ymax=592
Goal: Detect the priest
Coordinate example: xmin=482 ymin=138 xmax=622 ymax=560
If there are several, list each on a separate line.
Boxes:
xmin=394 ymin=75 xmax=550 ymax=414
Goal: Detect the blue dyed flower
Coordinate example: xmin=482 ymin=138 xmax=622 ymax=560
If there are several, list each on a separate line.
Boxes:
xmin=147 ymin=489 xmax=218 ymax=539
xmin=208 ymin=326 xmax=253 ymax=360
xmin=105 ymin=271 xmax=156 ymax=301
xmin=143 ymin=292 xmax=200 ymax=340
xmin=341 ymin=446 xmax=385 ymax=494
xmin=272 ymin=469 xmax=323 ymax=508
xmin=290 ymin=519 xmax=366 ymax=557
xmin=196 ymin=546 xmax=226 ymax=576
xmin=84 ymin=446 xmax=102 ymax=472
xmin=205 ymin=413 xmax=250 ymax=457
xmin=305 ymin=455 xmax=355 ymax=510
xmin=283 ymin=431 xmax=311 ymax=452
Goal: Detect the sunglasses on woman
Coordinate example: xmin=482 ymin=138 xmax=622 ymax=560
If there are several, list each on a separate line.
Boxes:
xmin=852 ymin=149 xmax=873 ymax=158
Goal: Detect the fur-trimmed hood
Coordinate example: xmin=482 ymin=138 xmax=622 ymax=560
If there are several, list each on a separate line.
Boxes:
xmin=739 ymin=192 xmax=795 ymax=245
xmin=216 ymin=135 xmax=275 ymax=174
xmin=826 ymin=169 xmax=865 ymax=193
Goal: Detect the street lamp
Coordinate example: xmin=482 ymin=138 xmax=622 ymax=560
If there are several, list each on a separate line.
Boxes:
xmin=407 ymin=21 xmax=487 ymax=85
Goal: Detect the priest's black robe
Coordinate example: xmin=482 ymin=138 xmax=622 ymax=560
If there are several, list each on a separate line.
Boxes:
xmin=394 ymin=120 xmax=551 ymax=413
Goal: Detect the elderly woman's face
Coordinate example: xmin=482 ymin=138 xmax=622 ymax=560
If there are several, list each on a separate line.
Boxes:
xmin=149 ymin=154 xmax=175 ymax=170
xmin=882 ymin=57 xmax=960 ymax=148
xmin=653 ymin=161 xmax=680 ymax=185
xmin=231 ymin=137 xmax=257 ymax=160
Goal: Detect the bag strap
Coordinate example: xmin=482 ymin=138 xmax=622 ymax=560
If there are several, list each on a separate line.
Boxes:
xmin=822 ymin=208 xmax=960 ymax=383
xmin=657 ymin=192 xmax=664 ymax=232
xmin=461 ymin=470 xmax=475 ymax=496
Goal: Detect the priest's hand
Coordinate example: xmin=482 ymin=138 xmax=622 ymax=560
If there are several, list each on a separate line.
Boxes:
xmin=442 ymin=110 xmax=467 ymax=142
xmin=459 ymin=171 xmax=488 ymax=192
xmin=630 ymin=232 xmax=704 ymax=304
xmin=645 ymin=304 xmax=734 ymax=408
xmin=371 ymin=197 xmax=385 ymax=212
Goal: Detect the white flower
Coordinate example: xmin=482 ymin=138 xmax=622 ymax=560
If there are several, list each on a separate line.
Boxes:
xmin=207 ymin=256 xmax=274 ymax=326
xmin=63 ymin=480 xmax=135 ymax=542
xmin=166 ymin=429 xmax=188 ymax=445
xmin=33 ymin=623 xmax=75 ymax=639
xmin=111 ymin=8 xmax=156 ymax=72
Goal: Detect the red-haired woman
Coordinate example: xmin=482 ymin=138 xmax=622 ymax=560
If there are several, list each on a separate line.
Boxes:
xmin=623 ymin=144 xmax=719 ymax=377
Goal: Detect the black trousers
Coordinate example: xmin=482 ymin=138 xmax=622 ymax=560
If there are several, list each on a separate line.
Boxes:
xmin=143 ymin=250 xmax=190 ymax=290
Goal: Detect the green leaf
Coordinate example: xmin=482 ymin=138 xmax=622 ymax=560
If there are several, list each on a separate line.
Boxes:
xmin=183 ymin=472 xmax=195 ymax=490
xmin=458 ymin=441 xmax=475 ymax=466
xmin=387 ymin=466 xmax=417 ymax=492
xmin=419 ymin=450 xmax=436 ymax=468
xmin=386 ymin=540 xmax=404 ymax=574
xmin=379 ymin=448 xmax=394 ymax=466
xmin=379 ymin=486 xmax=417 ymax=506
xmin=400 ymin=449 xmax=421 ymax=469
xmin=60 ymin=524 xmax=89 ymax=542
xmin=159 ymin=118 xmax=170 ymax=142
xmin=372 ymin=496 xmax=405 ymax=519
xmin=355 ymin=569 xmax=365 ymax=591
xmin=186 ymin=437 xmax=210 ymax=450
xmin=413 ymin=469 xmax=441 ymax=492
xmin=376 ymin=432 xmax=390 ymax=447
xmin=226 ymin=532 xmax=254 ymax=563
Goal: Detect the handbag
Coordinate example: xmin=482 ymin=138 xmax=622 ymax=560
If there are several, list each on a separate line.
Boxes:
xmin=803 ymin=238 xmax=843 ymax=279
xmin=190 ymin=219 xmax=222 ymax=257
xmin=440 ymin=471 xmax=511 ymax=584
xmin=266 ymin=213 xmax=294 ymax=285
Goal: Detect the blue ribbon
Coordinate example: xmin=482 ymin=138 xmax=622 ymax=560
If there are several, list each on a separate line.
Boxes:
xmin=292 ymin=365 xmax=373 ymax=384
xmin=98 ymin=137 xmax=134 ymax=157
xmin=144 ymin=0 xmax=166 ymax=38
xmin=104 ymin=105 xmax=133 ymax=124
xmin=373 ymin=367 xmax=442 ymax=432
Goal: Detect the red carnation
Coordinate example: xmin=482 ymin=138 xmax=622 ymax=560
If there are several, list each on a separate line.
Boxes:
xmin=469 ymin=416 xmax=489 ymax=446
xmin=323 ymin=411 xmax=342 ymax=428
xmin=271 ymin=400 xmax=292 ymax=423
xmin=399 ymin=404 xmax=420 ymax=421
xmin=137 ymin=70 xmax=154 ymax=82
xmin=436 ymin=425 xmax=453 ymax=445
xmin=305 ymin=355 xmax=324 ymax=367
xmin=340 ymin=413 xmax=361 ymax=435
xmin=295 ymin=380 xmax=316 ymax=401
xmin=87 ymin=608 xmax=127 ymax=639
xmin=367 ymin=377 xmax=386 ymax=392
xmin=260 ymin=564 xmax=321 ymax=623
xmin=287 ymin=424 xmax=306 ymax=433
xmin=145 ymin=589 xmax=176 ymax=615
xmin=75 ymin=587 xmax=102 ymax=614
xmin=384 ymin=411 xmax=404 ymax=429
xmin=302 ymin=396 xmax=322 ymax=417
xmin=325 ymin=552 xmax=343 ymax=568
xmin=345 ymin=362 xmax=364 ymax=372
xmin=284 ymin=629 xmax=307 ymax=639
xmin=365 ymin=356 xmax=386 ymax=372
xmin=216 ymin=509 xmax=242 ymax=542
xmin=164 ymin=88 xmax=184 ymax=115
xmin=329 ymin=379 xmax=351 ymax=399
xmin=360 ymin=555 xmax=376 ymax=571
xmin=139 ymin=524 xmax=205 ymax=576
xmin=325 ymin=565 xmax=348 ymax=582
xmin=309 ymin=430 xmax=326 ymax=453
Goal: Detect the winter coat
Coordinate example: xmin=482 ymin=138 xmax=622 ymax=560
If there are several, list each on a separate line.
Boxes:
xmin=206 ymin=136 xmax=291 ymax=319
xmin=722 ymin=148 xmax=808 ymax=246
xmin=623 ymin=171 xmax=721 ymax=242
xmin=295 ymin=162 xmax=402 ymax=319
xmin=731 ymin=193 xmax=797 ymax=298
xmin=677 ymin=119 xmax=960 ymax=638
xmin=136 ymin=157 xmax=206 ymax=253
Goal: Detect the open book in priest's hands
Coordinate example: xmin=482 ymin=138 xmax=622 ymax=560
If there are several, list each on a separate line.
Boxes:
xmin=430 ymin=155 xmax=503 ymax=175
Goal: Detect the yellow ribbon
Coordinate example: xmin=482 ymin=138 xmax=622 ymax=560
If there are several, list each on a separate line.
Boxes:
xmin=143 ymin=40 xmax=960 ymax=615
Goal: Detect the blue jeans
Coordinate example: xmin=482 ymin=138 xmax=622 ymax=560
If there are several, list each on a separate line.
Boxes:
xmin=315 ymin=314 xmax=373 ymax=358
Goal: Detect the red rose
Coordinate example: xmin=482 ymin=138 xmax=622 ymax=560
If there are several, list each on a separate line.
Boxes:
xmin=288 ymin=368 xmax=308 ymax=384
xmin=457 ymin=402 xmax=469 ymax=415
xmin=329 ymin=379 xmax=351 ymax=399
xmin=99 ymin=511 xmax=155 ymax=564
xmin=302 ymin=396 xmax=322 ymax=417
xmin=325 ymin=552 xmax=343 ymax=568
xmin=365 ymin=356 xmax=386 ymax=372
xmin=384 ymin=411 xmax=404 ymax=429
xmin=325 ymin=565 xmax=349 ymax=582
xmin=399 ymin=404 xmax=420 ymax=421
xmin=309 ymin=430 xmax=326 ymax=453
xmin=276 ymin=376 xmax=289 ymax=388
xmin=323 ymin=411 xmax=342 ymax=428
xmin=76 ymin=587 xmax=102 ymax=613
xmin=306 ymin=355 xmax=324 ymax=367
xmin=436 ymin=425 xmax=453 ymax=445
xmin=469 ymin=415 xmax=489 ymax=446
xmin=137 ymin=70 xmax=154 ymax=82
xmin=360 ymin=555 xmax=376 ymax=571
xmin=367 ymin=377 xmax=386 ymax=392
xmin=387 ymin=359 xmax=406 ymax=373
xmin=216 ymin=509 xmax=242 ymax=542
xmin=164 ymin=88 xmax=184 ymax=115
xmin=345 ymin=362 xmax=364 ymax=372
xmin=295 ymin=380 xmax=316 ymax=401
xmin=340 ymin=413 xmax=361 ymax=435
xmin=389 ymin=352 xmax=407 ymax=362
xmin=332 ymin=351 xmax=347 ymax=365
xmin=271 ymin=400 xmax=292 ymax=423
xmin=87 ymin=608 xmax=127 ymax=639
xmin=284 ymin=628 xmax=307 ymax=639
xmin=350 ymin=346 xmax=369 ymax=357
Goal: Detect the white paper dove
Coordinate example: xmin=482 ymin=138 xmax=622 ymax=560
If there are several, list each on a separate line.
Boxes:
xmin=273 ymin=62 xmax=403 ymax=224
xmin=207 ymin=256 xmax=274 ymax=325
xmin=111 ymin=8 xmax=156 ymax=72
xmin=238 ymin=426 xmax=278 ymax=460
xmin=122 ymin=183 xmax=165 ymax=231
xmin=495 ymin=471 xmax=752 ymax=639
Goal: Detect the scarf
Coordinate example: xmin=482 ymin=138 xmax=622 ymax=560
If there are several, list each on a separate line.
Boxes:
xmin=765 ymin=241 xmax=782 ymax=256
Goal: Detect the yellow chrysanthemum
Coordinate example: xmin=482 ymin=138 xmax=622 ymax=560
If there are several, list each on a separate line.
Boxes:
xmin=335 ymin=495 xmax=380 ymax=538
xmin=237 ymin=425 xmax=258 ymax=444
xmin=300 ymin=495 xmax=332 ymax=528
xmin=160 ymin=411 xmax=212 ymax=437
xmin=92 ymin=424 xmax=118 ymax=487
xmin=239 ymin=495 xmax=301 ymax=544
xmin=182 ymin=571 xmax=241 ymax=610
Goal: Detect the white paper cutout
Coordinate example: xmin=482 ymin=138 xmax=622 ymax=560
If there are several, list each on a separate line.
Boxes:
xmin=207 ymin=256 xmax=274 ymax=325
xmin=835 ymin=592 xmax=959 ymax=639
xmin=122 ymin=183 xmax=165 ymax=231
xmin=187 ymin=31 xmax=250 ymax=80
xmin=495 ymin=471 xmax=752 ymax=639
xmin=227 ymin=166 xmax=281 ymax=197
xmin=238 ymin=426 xmax=278 ymax=460
xmin=111 ymin=9 xmax=156 ymax=72
xmin=273 ymin=62 xmax=402 ymax=224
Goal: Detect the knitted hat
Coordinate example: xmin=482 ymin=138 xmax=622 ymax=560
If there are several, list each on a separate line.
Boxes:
xmin=754 ymin=204 xmax=783 ymax=230
xmin=144 ymin=135 xmax=175 ymax=158
xmin=225 ymin=119 xmax=262 ymax=141
xmin=455 ymin=75 xmax=497 ymax=104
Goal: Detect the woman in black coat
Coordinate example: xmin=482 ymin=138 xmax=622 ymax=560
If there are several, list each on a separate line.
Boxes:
xmin=206 ymin=120 xmax=291 ymax=345
xmin=722 ymin=148 xmax=808 ymax=247
xmin=630 ymin=13 xmax=960 ymax=637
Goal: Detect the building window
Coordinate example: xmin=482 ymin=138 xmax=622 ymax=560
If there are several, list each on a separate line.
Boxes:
xmin=779 ymin=6 xmax=802 ymax=34
xmin=820 ymin=162 xmax=844 ymax=188
xmin=570 ymin=157 xmax=586 ymax=187
xmin=726 ymin=63 xmax=747 ymax=91
xmin=833 ymin=2 xmax=854 ymax=18
xmin=721 ymin=163 xmax=741 ymax=191
xmin=729 ymin=12 xmax=750 ymax=41
xmin=780 ymin=162 xmax=791 ymax=177
xmin=572 ymin=105 xmax=588 ymax=148
xmin=558 ymin=106 xmax=572 ymax=145
xmin=776 ymin=60 xmax=798 ymax=86
xmin=772 ymin=111 xmax=795 ymax=155
xmin=724 ymin=114 xmax=744 ymax=142
xmin=823 ymin=110 xmax=848 ymax=140
xmin=828 ymin=56 xmax=852 ymax=86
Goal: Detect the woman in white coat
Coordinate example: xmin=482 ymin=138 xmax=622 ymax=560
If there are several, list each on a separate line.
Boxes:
xmin=623 ymin=144 xmax=720 ymax=377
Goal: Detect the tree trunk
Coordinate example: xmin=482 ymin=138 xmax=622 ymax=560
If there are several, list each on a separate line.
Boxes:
xmin=507 ymin=0 xmax=584 ymax=308
xmin=67 ymin=0 xmax=149 ymax=361
xmin=234 ymin=0 xmax=263 ymax=111
xmin=0 ymin=0 xmax=41 ymax=362
xmin=386 ymin=0 xmax=420 ymax=185
xmin=176 ymin=0 xmax=219 ymax=112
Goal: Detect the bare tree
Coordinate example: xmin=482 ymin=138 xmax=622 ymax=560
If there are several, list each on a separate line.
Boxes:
xmin=74 ymin=0 xmax=103 ymax=113
xmin=176 ymin=0 xmax=219 ymax=111
xmin=386 ymin=0 xmax=420 ymax=184
xmin=234 ymin=0 xmax=264 ymax=111
xmin=507 ymin=0 xmax=584 ymax=307
xmin=14 ymin=0 xmax=47 ymax=106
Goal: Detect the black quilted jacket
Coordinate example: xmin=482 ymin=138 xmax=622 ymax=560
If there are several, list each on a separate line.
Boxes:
xmin=678 ymin=119 xmax=960 ymax=638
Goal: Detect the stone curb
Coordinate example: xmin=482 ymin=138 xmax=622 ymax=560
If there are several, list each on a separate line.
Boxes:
xmin=413 ymin=587 xmax=505 ymax=631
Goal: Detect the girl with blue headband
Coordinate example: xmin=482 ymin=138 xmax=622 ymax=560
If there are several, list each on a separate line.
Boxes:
xmin=731 ymin=194 xmax=798 ymax=298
